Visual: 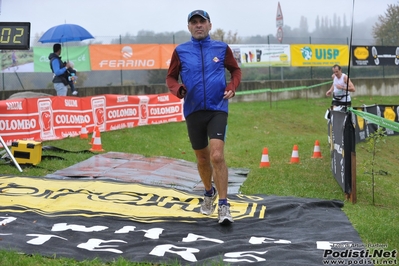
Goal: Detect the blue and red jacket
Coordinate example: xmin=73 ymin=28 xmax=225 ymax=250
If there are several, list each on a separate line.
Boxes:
xmin=166 ymin=35 xmax=241 ymax=118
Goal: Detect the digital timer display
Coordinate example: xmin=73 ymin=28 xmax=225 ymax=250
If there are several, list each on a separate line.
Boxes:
xmin=0 ymin=22 xmax=31 ymax=50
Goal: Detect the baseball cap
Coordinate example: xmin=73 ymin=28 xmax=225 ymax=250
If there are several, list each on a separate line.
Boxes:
xmin=188 ymin=10 xmax=211 ymax=22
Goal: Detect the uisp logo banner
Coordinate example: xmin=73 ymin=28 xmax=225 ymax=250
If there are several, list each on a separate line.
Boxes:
xmin=291 ymin=44 xmax=348 ymax=67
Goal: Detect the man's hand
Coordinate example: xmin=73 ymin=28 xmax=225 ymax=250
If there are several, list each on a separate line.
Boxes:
xmin=223 ymin=90 xmax=235 ymax=99
xmin=177 ymin=86 xmax=186 ymax=99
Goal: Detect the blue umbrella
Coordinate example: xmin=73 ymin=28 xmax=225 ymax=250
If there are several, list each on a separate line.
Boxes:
xmin=38 ymin=23 xmax=94 ymax=43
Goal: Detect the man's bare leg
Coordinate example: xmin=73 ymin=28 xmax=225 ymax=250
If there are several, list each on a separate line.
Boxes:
xmin=194 ymin=146 xmax=213 ymax=191
xmin=209 ymin=139 xmax=228 ymax=199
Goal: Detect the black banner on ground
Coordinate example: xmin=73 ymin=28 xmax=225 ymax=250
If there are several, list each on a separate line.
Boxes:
xmin=352 ymin=45 xmax=399 ymax=66
xmin=0 ymin=175 xmax=366 ymax=266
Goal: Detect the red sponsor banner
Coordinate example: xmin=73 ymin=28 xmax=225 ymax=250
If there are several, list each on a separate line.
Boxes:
xmin=52 ymin=97 xmax=88 ymax=139
xmin=89 ymin=94 xmax=184 ymax=131
xmin=0 ymin=94 xmax=184 ymax=147
xmin=99 ymin=94 xmax=139 ymax=131
xmin=0 ymin=98 xmax=35 ymax=143
xmin=147 ymin=94 xmax=184 ymax=125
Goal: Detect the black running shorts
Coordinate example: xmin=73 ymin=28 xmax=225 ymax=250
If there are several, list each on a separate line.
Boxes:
xmin=185 ymin=111 xmax=228 ymax=150
xmin=332 ymin=100 xmax=351 ymax=107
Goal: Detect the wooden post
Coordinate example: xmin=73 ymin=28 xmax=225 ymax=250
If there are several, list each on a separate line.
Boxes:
xmin=350 ymin=152 xmax=357 ymax=203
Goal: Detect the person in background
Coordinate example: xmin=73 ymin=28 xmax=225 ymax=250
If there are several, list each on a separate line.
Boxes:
xmin=326 ymin=64 xmax=355 ymax=110
xmin=166 ymin=10 xmax=241 ymax=225
xmin=48 ymin=43 xmax=71 ymax=96
xmin=11 ymin=51 xmax=18 ymax=70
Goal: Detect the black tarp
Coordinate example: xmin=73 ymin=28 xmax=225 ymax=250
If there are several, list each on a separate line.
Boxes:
xmin=0 ymin=175 xmax=369 ymax=265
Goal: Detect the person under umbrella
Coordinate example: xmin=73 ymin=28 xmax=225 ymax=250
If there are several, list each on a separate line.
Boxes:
xmin=49 ymin=43 xmax=71 ymax=96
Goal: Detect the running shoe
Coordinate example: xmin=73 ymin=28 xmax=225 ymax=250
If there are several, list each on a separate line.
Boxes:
xmin=200 ymin=188 xmax=217 ymax=215
xmin=218 ymin=204 xmax=234 ymax=225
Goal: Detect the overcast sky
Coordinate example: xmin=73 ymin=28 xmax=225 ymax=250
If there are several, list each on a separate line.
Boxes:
xmin=0 ymin=0 xmax=395 ymax=39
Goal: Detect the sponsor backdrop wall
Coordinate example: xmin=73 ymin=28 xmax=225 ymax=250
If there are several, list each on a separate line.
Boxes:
xmin=2 ymin=43 xmax=374 ymax=73
xmin=16 ymin=44 xmax=399 ymax=72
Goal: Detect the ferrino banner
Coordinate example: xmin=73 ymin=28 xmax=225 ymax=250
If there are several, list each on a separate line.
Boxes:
xmin=291 ymin=44 xmax=349 ymax=67
xmin=89 ymin=44 xmax=176 ymax=70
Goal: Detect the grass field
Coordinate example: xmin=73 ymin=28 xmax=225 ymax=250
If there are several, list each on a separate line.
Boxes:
xmin=0 ymin=95 xmax=398 ymax=265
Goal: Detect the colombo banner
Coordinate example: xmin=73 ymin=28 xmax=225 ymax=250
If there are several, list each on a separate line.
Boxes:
xmin=89 ymin=44 xmax=175 ymax=70
xmin=291 ymin=44 xmax=349 ymax=67
xmin=352 ymin=45 xmax=399 ymax=66
xmin=229 ymin=44 xmax=290 ymax=67
xmin=34 ymin=46 xmax=92 ymax=72
xmin=0 ymin=93 xmax=184 ymax=146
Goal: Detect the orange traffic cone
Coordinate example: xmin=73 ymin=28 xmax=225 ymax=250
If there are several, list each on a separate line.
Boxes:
xmin=289 ymin=144 xmax=300 ymax=164
xmin=89 ymin=125 xmax=98 ymax=145
xmin=90 ymin=127 xmax=104 ymax=152
xmin=311 ymin=140 xmax=323 ymax=158
xmin=259 ymin=147 xmax=270 ymax=168
xmin=80 ymin=123 xmax=88 ymax=139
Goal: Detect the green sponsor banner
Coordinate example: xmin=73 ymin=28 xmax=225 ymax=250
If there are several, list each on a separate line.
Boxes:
xmin=349 ymin=107 xmax=399 ymax=133
xmin=34 ymin=46 xmax=91 ymax=72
